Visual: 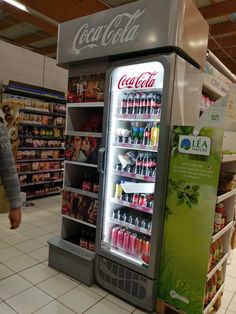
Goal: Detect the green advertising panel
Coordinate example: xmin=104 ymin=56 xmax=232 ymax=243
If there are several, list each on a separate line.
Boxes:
xmin=158 ymin=96 xmax=230 ymax=313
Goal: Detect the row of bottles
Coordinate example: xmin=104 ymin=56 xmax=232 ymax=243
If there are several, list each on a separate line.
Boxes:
xmin=116 ymin=122 xmax=159 ymax=146
xmin=213 ymin=202 xmax=227 ymax=234
xmin=208 ymin=238 xmax=224 ymax=272
xmin=116 ymin=152 xmax=157 ymax=177
xmin=204 ymin=269 xmax=223 ymax=307
xmin=111 ymin=226 xmax=150 ymax=264
xmin=120 ymin=92 xmax=161 ymax=115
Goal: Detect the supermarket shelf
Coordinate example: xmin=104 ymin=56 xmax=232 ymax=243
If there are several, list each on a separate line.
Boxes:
xmin=62 ymin=215 xmax=96 ymax=228
xmin=18 ymin=169 xmax=64 ymax=175
xmin=27 ymin=190 xmax=62 ymax=199
xmin=66 ymin=131 xmax=102 ymax=138
xmin=16 ymin=158 xmax=64 ymax=163
xmin=18 ymin=135 xmax=65 ymax=140
xmin=64 ymin=186 xmax=98 ymax=199
xmin=18 ymin=147 xmax=64 ymax=150
xmin=221 ymin=155 xmax=236 ymax=163
xmin=110 ymin=218 xmax=151 ymax=236
xmin=207 ymin=253 xmax=228 ymax=281
xmin=19 ymin=122 xmax=64 ymax=128
xmin=67 ymin=102 xmax=104 ymax=108
xmin=113 ymin=142 xmax=158 ymax=152
xmin=113 ymin=170 xmax=155 ymax=182
xmin=116 ymin=114 xmax=160 ymax=122
xmin=217 ymin=188 xmax=236 ymax=203
xmin=19 ymin=108 xmax=66 ymax=117
xmin=212 ymin=221 xmax=234 ymax=243
xmin=21 ymin=179 xmax=63 ymax=187
xmin=203 ymin=283 xmax=225 ymax=314
xmin=64 ymin=160 xmax=98 ymax=168
xmin=111 ymin=198 xmax=153 ymax=214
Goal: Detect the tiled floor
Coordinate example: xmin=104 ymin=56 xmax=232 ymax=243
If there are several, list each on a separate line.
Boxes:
xmin=0 ymin=195 xmax=234 ymax=314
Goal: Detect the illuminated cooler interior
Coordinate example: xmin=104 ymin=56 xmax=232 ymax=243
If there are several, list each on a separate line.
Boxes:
xmin=102 ymin=61 xmax=164 ymax=268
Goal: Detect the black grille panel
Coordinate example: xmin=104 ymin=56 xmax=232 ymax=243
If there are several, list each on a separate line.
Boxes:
xmin=98 ymin=256 xmax=147 ymax=299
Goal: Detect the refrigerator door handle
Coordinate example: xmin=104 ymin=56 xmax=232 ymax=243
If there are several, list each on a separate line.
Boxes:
xmin=98 ymin=148 xmax=106 ymax=174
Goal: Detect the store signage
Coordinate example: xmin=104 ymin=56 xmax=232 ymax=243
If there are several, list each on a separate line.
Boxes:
xmin=72 ymin=9 xmax=146 ymax=55
xmin=178 ymin=135 xmax=211 ymax=156
xmin=118 ymin=71 xmax=157 ymax=89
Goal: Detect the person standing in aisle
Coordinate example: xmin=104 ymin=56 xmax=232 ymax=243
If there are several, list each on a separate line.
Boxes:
xmin=0 ymin=123 xmax=21 ymax=229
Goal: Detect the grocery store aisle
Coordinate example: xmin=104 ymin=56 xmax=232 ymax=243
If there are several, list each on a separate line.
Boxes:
xmin=0 ymin=196 xmax=234 ymax=314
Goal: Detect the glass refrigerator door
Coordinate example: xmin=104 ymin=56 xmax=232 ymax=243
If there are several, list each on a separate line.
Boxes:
xmin=101 ymin=61 xmax=164 ymax=269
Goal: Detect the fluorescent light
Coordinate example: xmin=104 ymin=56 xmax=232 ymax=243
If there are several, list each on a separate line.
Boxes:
xmin=3 ymin=0 xmax=28 ymax=12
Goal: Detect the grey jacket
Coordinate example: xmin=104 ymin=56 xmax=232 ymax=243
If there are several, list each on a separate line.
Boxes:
xmin=0 ymin=123 xmax=21 ymax=209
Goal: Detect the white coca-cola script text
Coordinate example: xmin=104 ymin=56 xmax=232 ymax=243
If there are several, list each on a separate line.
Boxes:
xmin=72 ymin=9 xmax=146 ymax=54
xmin=118 ymin=72 xmax=158 ymax=89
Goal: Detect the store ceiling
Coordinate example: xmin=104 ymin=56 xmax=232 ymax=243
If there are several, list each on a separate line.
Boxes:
xmin=0 ymin=0 xmax=236 ymax=74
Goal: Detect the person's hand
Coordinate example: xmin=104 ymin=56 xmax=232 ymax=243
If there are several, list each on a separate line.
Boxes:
xmin=8 ymin=208 xmax=22 ymax=229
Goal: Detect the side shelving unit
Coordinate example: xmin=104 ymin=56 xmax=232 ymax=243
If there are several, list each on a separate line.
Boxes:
xmin=200 ymin=57 xmax=236 ymax=313
xmin=48 ymin=81 xmax=105 ymax=285
xmin=1 ymin=81 xmax=66 ymax=199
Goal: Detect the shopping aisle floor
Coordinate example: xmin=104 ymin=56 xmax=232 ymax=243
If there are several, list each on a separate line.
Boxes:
xmin=0 ymin=196 xmax=234 ymax=314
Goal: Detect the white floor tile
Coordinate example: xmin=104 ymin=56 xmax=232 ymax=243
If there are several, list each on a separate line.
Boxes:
xmin=1 ymin=234 xmax=29 ymax=246
xmin=22 ymin=228 xmax=48 ymax=239
xmin=105 ymin=294 xmax=136 ymax=312
xmin=17 ymin=222 xmax=35 ymax=233
xmin=0 ymin=240 xmax=9 ymax=249
xmin=85 ymin=284 xmax=109 ymax=297
xmin=0 ymin=264 xmax=14 ymax=280
xmin=0 ymin=247 xmax=22 ymax=262
xmin=0 ymin=274 xmax=32 ymax=300
xmin=27 ymin=246 xmax=49 ymax=262
xmin=34 ymin=300 xmax=75 ymax=314
xmin=35 ymin=233 xmax=55 ymax=245
xmin=227 ymin=265 xmax=236 ymax=279
xmin=37 ymin=273 xmax=78 ymax=297
xmin=58 ymin=285 xmax=102 ymax=314
xmin=228 ymin=293 xmax=236 ymax=312
xmin=4 ymin=254 xmax=38 ymax=272
xmin=226 ymin=311 xmax=236 ymax=314
xmin=222 ymin=290 xmax=234 ymax=309
xmin=84 ymin=298 xmax=130 ymax=314
xmin=6 ymin=286 xmax=53 ymax=314
xmin=29 ymin=218 xmax=52 ymax=227
xmin=41 ymin=222 xmax=61 ymax=232
xmin=225 ymin=276 xmax=236 ymax=294
xmin=0 ymin=302 xmax=18 ymax=313
xmin=19 ymin=263 xmax=57 ymax=284
xmin=16 ymin=239 xmax=44 ymax=253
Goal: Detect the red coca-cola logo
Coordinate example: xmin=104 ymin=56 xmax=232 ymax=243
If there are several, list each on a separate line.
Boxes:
xmin=118 ymin=71 xmax=157 ymax=89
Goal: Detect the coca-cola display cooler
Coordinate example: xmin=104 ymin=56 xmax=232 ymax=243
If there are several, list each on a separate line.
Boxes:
xmin=53 ymin=0 xmax=209 ymax=311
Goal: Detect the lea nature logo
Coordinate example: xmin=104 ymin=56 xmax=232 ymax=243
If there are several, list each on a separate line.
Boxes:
xmin=178 ymin=135 xmax=211 ymax=156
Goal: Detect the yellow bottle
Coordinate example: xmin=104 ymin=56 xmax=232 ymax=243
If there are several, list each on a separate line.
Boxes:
xmin=151 ymin=123 xmax=159 ymax=146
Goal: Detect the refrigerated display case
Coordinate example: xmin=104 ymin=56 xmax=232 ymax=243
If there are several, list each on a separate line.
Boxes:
xmin=54 ymin=0 xmax=208 ymax=311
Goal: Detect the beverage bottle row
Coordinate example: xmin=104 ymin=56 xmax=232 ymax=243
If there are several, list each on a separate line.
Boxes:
xmin=116 ymin=123 xmax=159 ymax=146
xmin=79 ymin=230 xmax=96 ymax=252
xmin=208 ymin=238 xmax=224 ymax=272
xmin=116 ymin=153 xmax=157 ymax=177
xmin=111 ymin=226 xmax=150 ymax=264
xmin=213 ymin=202 xmax=227 ymax=234
xmin=114 ymin=182 xmax=154 ymax=209
xmin=81 ymin=172 xmax=99 ymax=193
xmin=112 ymin=209 xmax=152 ymax=231
xmin=120 ymin=92 xmax=161 ymax=115
xmin=204 ymin=269 xmax=223 ymax=307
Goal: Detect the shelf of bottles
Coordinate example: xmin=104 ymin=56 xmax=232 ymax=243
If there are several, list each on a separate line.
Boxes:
xmin=101 ymin=62 xmax=164 ymax=268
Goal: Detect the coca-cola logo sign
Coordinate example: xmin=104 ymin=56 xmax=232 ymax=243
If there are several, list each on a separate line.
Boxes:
xmin=118 ymin=72 xmax=158 ymax=89
xmin=72 ymin=9 xmax=146 ymax=54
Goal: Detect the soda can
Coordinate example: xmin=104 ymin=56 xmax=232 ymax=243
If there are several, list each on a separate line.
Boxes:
xmin=123 ymin=231 xmax=130 ymax=252
xmin=135 ymin=237 xmax=143 ymax=255
xmin=117 ymin=228 xmax=125 ymax=249
xmin=129 ymin=233 xmax=137 ymax=254
xmin=111 ymin=227 xmax=119 ymax=247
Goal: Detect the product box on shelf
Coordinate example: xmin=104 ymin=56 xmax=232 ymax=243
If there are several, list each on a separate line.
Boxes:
xmin=67 ymin=73 xmax=105 ymax=103
xmin=62 ymin=190 xmax=97 ymax=225
xmin=65 ymin=136 xmax=101 ymax=164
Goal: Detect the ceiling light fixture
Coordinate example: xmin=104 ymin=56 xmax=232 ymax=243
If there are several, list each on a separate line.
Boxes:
xmin=3 ymin=0 xmax=28 ymax=12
